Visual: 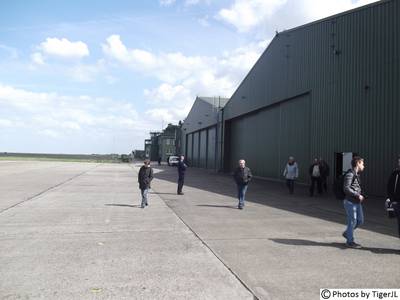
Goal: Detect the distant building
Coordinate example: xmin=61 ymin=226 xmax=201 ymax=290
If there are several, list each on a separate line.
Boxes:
xmin=143 ymin=132 xmax=160 ymax=161
xmin=181 ymin=96 xmax=229 ymax=170
xmin=143 ymin=124 xmax=182 ymax=162
xmin=144 ymin=139 xmax=151 ymax=159
xmin=158 ymin=124 xmax=180 ymax=162
xmin=133 ymin=150 xmax=145 ymax=160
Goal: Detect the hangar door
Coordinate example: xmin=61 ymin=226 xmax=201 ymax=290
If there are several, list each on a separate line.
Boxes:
xmin=186 ymin=126 xmax=217 ymax=169
xmin=228 ymin=94 xmax=310 ymax=182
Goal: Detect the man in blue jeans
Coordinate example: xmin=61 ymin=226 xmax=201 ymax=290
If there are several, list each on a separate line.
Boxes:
xmin=342 ymin=156 xmax=365 ymax=248
xmin=386 ymin=156 xmax=400 ymax=238
xmin=233 ymin=159 xmax=252 ymax=210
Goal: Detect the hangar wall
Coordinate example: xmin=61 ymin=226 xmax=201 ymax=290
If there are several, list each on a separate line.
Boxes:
xmin=222 ymin=0 xmax=399 ymax=196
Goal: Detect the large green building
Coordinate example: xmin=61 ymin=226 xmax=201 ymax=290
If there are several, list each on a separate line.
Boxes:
xmin=182 ymin=96 xmax=229 ymax=170
xmin=182 ymin=0 xmax=399 ymax=197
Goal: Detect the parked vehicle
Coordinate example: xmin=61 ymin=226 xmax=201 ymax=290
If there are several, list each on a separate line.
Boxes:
xmin=168 ymin=155 xmax=179 ymax=166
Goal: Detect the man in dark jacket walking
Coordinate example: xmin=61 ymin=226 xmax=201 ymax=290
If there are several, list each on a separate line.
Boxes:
xmin=138 ymin=160 xmax=154 ymax=208
xmin=233 ymin=159 xmax=252 ymax=210
xmin=177 ymin=155 xmax=187 ymax=195
xmin=387 ymin=156 xmax=400 ymax=238
xmin=309 ymin=158 xmax=322 ymax=196
xmin=342 ymin=156 xmax=365 ymax=248
xmin=319 ymin=158 xmax=330 ymax=193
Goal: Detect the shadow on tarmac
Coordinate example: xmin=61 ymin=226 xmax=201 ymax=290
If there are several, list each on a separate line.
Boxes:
xmin=137 ymin=163 xmax=399 ymax=238
xmin=105 ymin=204 xmax=141 ymax=208
xmin=196 ymin=204 xmax=238 ymax=209
xmin=270 ymin=238 xmax=399 ymax=255
xmin=149 ymin=192 xmax=177 ymax=195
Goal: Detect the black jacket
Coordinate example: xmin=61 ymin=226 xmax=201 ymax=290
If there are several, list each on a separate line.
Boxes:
xmin=320 ymin=161 xmax=330 ymax=178
xmin=387 ymin=169 xmax=400 ymax=202
xmin=343 ymin=169 xmax=362 ymax=203
xmin=177 ymin=160 xmax=187 ymax=177
xmin=138 ymin=166 xmax=154 ymax=190
xmin=233 ymin=167 xmax=252 ymax=185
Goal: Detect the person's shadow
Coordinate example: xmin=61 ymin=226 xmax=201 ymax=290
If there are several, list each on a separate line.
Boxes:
xmin=105 ymin=204 xmax=141 ymax=208
xmin=196 ymin=204 xmax=238 ymax=209
xmin=149 ymin=192 xmax=177 ymax=195
xmin=270 ymin=238 xmax=399 ymax=255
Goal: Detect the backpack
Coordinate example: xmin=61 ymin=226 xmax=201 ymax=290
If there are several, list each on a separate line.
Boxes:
xmin=333 ymin=169 xmax=353 ymax=199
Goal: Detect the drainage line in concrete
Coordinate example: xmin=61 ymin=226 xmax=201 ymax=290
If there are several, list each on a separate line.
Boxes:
xmin=155 ymin=192 xmax=260 ymax=300
xmin=129 ymin=163 xmax=259 ymax=299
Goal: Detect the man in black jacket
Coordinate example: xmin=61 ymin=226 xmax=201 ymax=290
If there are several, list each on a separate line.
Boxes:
xmin=319 ymin=158 xmax=330 ymax=193
xmin=233 ymin=159 xmax=252 ymax=210
xmin=387 ymin=156 xmax=400 ymax=237
xmin=309 ymin=158 xmax=322 ymax=196
xmin=342 ymin=156 xmax=365 ymax=248
xmin=177 ymin=155 xmax=187 ymax=195
xmin=138 ymin=160 xmax=154 ymax=208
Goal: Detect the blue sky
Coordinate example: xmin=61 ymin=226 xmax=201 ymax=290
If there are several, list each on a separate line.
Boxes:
xmin=0 ymin=0 xmax=375 ymax=154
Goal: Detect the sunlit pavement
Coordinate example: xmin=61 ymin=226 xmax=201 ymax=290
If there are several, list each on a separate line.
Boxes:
xmin=1 ymin=160 xmax=398 ymax=300
xmin=0 ymin=161 xmax=252 ymax=300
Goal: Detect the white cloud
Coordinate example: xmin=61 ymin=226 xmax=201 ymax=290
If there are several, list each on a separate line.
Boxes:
xmin=102 ymin=35 xmax=157 ymax=69
xmin=299 ymin=0 xmax=377 ymax=20
xmin=198 ymin=15 xmax=210 ymax=27
xmin=0 ymin=83 xmax=153 ymax=149
xmin=144 ymin=83 xmax=191 ymax=104
xmin=145 ymin=108 xmax=175 ymax=124
xmin=39 ymin=129 xmax=60 ymax=138
xmin=185 ymin=0 xmax=211 ymax=5
xmin=31 ymin=52 xmax=45 ymax=65
xmin=185 ymin=0 xmax=200 ymax=5
xmin=40 ymin=37 xmax=89 ymax=59
xmin=216 ymin=0 xmax=378 ymax=34
xmin=0 ymin=118 xmax=13 ymax=127
xmin=68 ymin=60 xmax=106 ymax=82
xmin=103 ymin=35 xmax=209 ymax=84
xmin=160 ymin=0 xmax=176 ymax=6
xmin=103 ymin=34 xmax=268 ymax=124
xmin=217 ymin=0 xmax=287 ymax=32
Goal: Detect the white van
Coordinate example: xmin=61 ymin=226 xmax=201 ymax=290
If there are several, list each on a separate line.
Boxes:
xmin=168 ymin=156 xmax=179 ymax=166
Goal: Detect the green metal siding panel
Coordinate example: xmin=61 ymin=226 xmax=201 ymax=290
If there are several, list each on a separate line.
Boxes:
xmin=193 ymin=132 xmax=199 ymax=167
xmin=186 ymin=134 xmax=193 ymax=164
xmin=207 ymin=127 xmax=216 ymax=170
xmin=279 ymin=95 xmax=311 ymax=183
xmin=229 ymin=94 xmax=310 ymax=181
xmin=199 ymin=130 xmax=207 ymax=168
xmin=223 ymin=0 xmax=399 ymax=196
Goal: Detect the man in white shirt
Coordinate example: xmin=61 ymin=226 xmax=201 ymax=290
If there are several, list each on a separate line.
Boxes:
xmin=309 ymin=158 xmax=322 ymax=197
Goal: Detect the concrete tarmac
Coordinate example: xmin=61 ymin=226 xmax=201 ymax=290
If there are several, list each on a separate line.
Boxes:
xmin=144 ymin=162 xmax=400 ymax=300
xmin=0 ymin=161 xmax=252 ymax=300
xmin=1 ymin=160 xmax=399 ymax=300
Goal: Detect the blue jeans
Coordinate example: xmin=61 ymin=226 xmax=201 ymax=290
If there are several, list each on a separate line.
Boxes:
xmin=237 ymin=184 xmax=248 ymax=208
xmin=141 ymin=188 xmax=149 ymax=207
xmin=343 ymin=199 xmax=364 ymax=243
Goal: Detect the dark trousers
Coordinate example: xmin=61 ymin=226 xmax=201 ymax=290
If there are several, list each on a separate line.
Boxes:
xmin=321 ymin=176 xmax=328 ymax=192
xmin=177 ymin=176 xmax=184 ymax=193
xmin=392 ymin=202 xmax=400 ymax=238
xmin=309 ymin=176 xmax=322 ymax=196
xmin=398 ymin=216 xmax=400 ymax=238
xmin=286 ymin=179 xmax=294 ymax=194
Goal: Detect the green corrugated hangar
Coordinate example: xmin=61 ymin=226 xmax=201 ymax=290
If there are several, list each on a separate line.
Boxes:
xmin=182 ymin=0 xmax=399 ymax=197
xmin=182 ymin=96 xmax=228 ymax=170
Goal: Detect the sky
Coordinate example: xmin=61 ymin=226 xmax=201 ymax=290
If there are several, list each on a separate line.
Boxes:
xmin=0 ymin=0 xmax=376 ymax=154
